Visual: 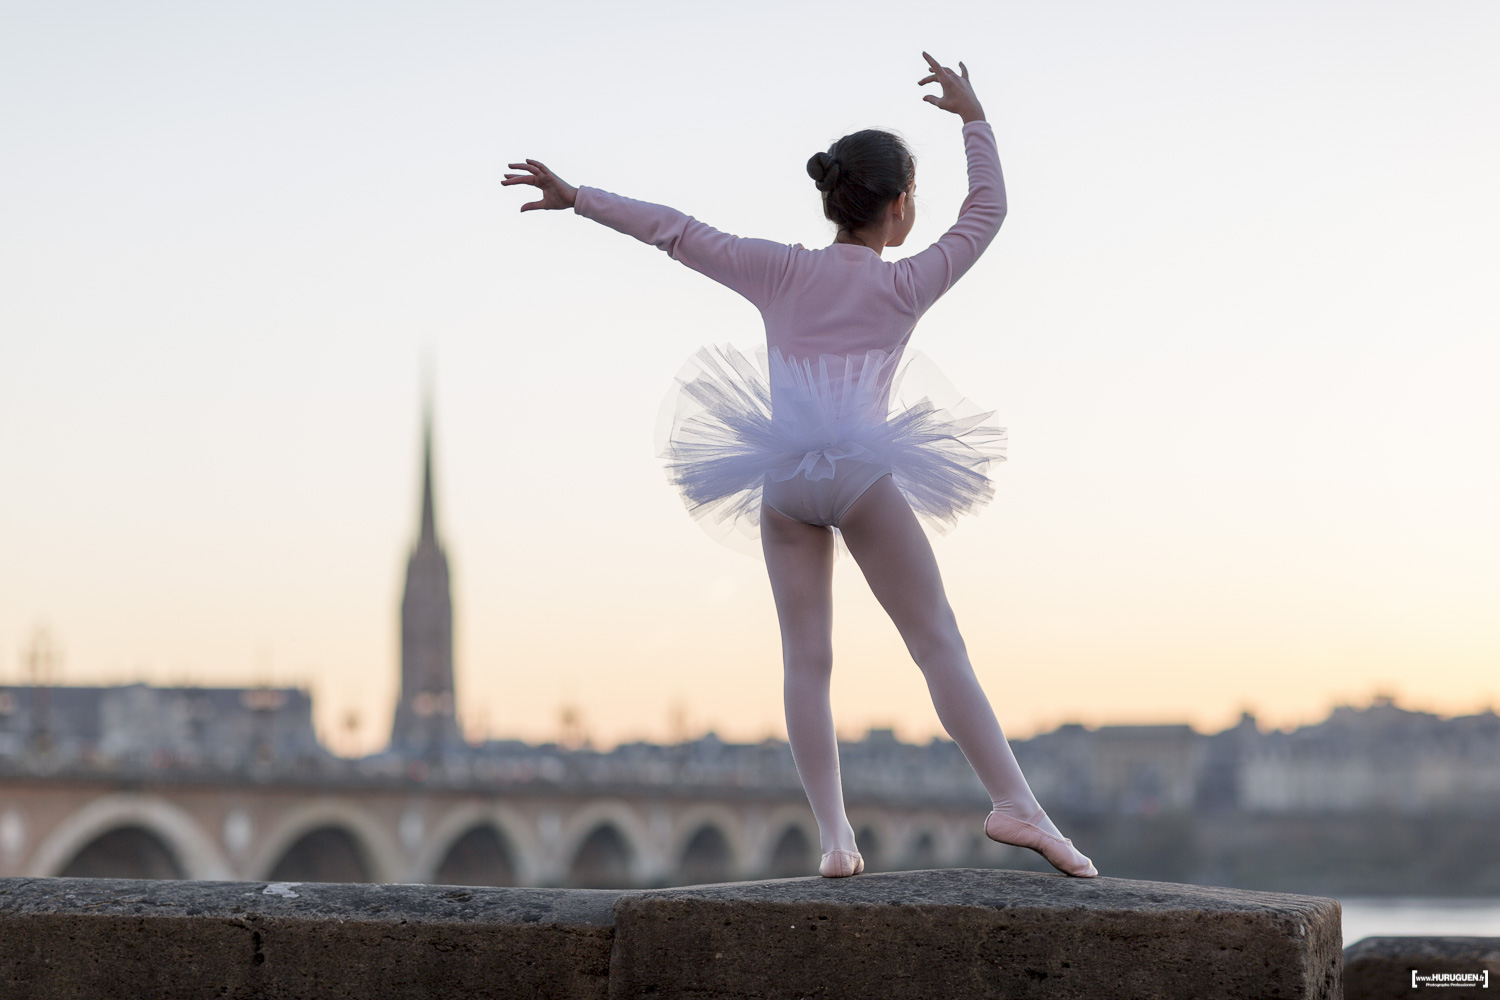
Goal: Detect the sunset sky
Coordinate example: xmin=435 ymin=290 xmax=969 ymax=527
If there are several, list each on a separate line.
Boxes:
xmin=3 ymin=0 xmax=1496 ymax=757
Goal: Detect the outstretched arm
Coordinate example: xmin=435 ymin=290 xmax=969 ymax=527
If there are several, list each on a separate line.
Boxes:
xmin=503 ymin=159 xmax=793 ymax=311
xmin=573 ymin=186 xmax=794 ymax=310
xmin=898 ymin=54 xmax=1008 ymax=316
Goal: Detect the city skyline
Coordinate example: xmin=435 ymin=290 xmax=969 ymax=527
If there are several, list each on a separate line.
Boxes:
xmin=3 ymin=0 xmax=1496 ymax=756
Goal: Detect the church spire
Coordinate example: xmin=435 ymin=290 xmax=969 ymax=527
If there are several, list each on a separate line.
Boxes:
xmin=391 ymin=372 xmax=461 ymax=758
xmin=419 ymin=398 xmax=437 ymax=548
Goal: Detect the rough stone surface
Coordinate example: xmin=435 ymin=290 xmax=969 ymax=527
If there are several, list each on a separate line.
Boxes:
xmin=1 ymin=870 xmax=1343 ymax=999
xmin=1344 ymin=936 xmax=1500 ymax=1000
xmin=0 ymin=877 xmax=622 ymax=1000
xmin=609 ymin=868 xmax=1343 ymax=999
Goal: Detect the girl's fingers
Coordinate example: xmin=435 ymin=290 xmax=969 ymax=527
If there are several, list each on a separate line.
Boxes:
xmin=959 ymin=60 xmax=968 ymax=79
xmin=923 ymin=53 xmax=958 ymax=77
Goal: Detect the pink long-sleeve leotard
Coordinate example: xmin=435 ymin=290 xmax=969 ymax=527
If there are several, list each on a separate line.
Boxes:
xmin=573 ymin=120 xmax=1007 ymax=533
xmin=571 ymin=120 xmax=1005 ymax=365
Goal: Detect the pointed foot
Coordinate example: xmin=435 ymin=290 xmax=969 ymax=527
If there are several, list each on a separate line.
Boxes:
xmin=984 ymin=810 xmax=1098 ymax=877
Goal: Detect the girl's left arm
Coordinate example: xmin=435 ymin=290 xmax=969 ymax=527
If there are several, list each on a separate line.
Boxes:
xmin=572 ymin=186 xmax=795 ymax=311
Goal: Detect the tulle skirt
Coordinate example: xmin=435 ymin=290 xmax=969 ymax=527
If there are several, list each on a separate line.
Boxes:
xmin=654 ymin=343 xmax=1006 ymax=555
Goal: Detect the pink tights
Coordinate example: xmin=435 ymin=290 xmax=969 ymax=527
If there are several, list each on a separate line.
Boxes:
xmin=760 ymin=472 xmax=1063 ymax=854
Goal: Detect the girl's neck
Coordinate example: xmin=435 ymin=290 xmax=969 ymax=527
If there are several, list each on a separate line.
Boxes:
xmin=834 ymin=233 xmax=884 ymax=256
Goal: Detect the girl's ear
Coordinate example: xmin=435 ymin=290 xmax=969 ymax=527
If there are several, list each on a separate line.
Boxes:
xmin=894 ymin=191 xmax=908 ymax=221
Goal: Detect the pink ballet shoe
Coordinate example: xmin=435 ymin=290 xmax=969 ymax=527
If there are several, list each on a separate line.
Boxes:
xmin=818 ymin=849 xmax=865 ymax=878
xmin=984 ymin=810 xmax=1098 ymax=878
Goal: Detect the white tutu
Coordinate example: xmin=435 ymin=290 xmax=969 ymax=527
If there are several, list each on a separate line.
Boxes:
xmin=654 ymin=343 xmax=1006 ymax=555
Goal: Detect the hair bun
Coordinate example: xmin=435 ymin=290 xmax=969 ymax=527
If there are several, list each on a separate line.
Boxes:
xmin=806 ymin=151 xmax=841 ymax=192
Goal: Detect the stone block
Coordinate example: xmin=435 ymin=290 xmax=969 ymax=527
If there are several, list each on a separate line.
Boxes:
xmin=1344 ymin=936 xmax=1500 ymax=1000
xmin=0 ymin=877 xmax=622 ymax=1000
xmin=608 ymin=867 xmax=1342 ymax=999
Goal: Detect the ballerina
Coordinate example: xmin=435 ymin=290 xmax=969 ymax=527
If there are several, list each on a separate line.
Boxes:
xmin=504 ymin=51 xmax=1097 ymax=879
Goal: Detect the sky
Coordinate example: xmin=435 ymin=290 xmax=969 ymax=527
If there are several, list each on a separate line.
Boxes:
xmin=2 ymin=0 xmax=1496 ymax=757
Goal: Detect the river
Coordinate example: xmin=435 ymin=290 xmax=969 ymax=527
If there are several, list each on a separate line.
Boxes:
xmin=1339 ymin=897 xmax=1500 ymax=944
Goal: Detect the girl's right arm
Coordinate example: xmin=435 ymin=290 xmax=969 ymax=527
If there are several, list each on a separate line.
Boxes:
xmin=572 ymin=185 xmax=795 ymax=312
xmin=503 ymin=158 xmax=793 ymax=312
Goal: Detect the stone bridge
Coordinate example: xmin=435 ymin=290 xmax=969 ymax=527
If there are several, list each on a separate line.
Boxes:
xmin=0 ymin=772 xmax=1002 ymax=887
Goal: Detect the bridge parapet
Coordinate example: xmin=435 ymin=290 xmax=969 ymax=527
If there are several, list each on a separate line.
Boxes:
xmin=1 ymin=869 xmax=1339 ymax=998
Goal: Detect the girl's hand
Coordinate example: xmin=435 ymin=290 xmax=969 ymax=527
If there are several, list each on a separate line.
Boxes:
xmin=503 ymin=159 xmax=578 ymax=211
xmin=918 ymin=51 xmax=985 ymax=124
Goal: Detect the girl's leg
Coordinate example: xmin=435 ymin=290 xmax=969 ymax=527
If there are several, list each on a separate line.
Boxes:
xmin=835 ymin=476 xmax=1062 ymax=839
xmin=760 ymin=502 xmax=859 ymax=856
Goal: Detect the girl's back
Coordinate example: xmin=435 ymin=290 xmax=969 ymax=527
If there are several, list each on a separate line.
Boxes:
xmin=572 ymin=120 xmax=1005 ymax=363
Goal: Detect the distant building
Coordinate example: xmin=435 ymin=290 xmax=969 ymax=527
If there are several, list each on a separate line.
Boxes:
xmin=1014 ymin=722 xmax=1205 ymax=816
xmin=1238 ymin=695 xmax=1500 ymax=814
xmin=0 ymin=683 xmax=321 ymax=768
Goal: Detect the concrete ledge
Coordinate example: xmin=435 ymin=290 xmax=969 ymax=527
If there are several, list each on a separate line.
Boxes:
xmin=2 ymin=870 xmax=1341 ymax=999
xmin=1344 ymin=937 xmax=1500 ymax=1000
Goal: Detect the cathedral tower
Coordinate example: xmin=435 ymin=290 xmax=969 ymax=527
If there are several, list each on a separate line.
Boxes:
xmin=390 ymin=400 xmax=463 ymax=756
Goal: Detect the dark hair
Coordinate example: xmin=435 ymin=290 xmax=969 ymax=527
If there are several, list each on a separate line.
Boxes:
xmin=806 ymin=129 xmax=916 ymax=234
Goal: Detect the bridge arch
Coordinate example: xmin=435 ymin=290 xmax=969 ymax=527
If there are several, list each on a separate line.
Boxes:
xmin=60 ymin=826 xmax=183 ymax=879
xmin=904 ymin=826 xmax=941 ymax=869
xmin=249 ymin=801 xmax=400 ymax=883
xmin=29 ymin=793 xmax=231 ymax=880
xmin=853 ymin=821 xmax=883 ymax=871
xmin=758 ymin=805 xmax=818 ymax=878
xmin=669 ymin=803 xmax=746 ymax=884
xmin=414 ymin=803 xmax=537 ymax=885
xmin=558 ymin=800 xmax=649 ymax=888
xmin=676 ymin=825 xmax=732 ymax=885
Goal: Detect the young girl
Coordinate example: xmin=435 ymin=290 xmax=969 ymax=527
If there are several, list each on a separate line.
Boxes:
xmin=504 ymin=52 xmax=1097 ymax=879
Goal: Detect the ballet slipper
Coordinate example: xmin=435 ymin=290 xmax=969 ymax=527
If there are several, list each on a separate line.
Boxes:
xmin=818 ymin=849 xmax=865 ymax=878
xmin=984 ymin=810 xmax=1098 ymax=878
